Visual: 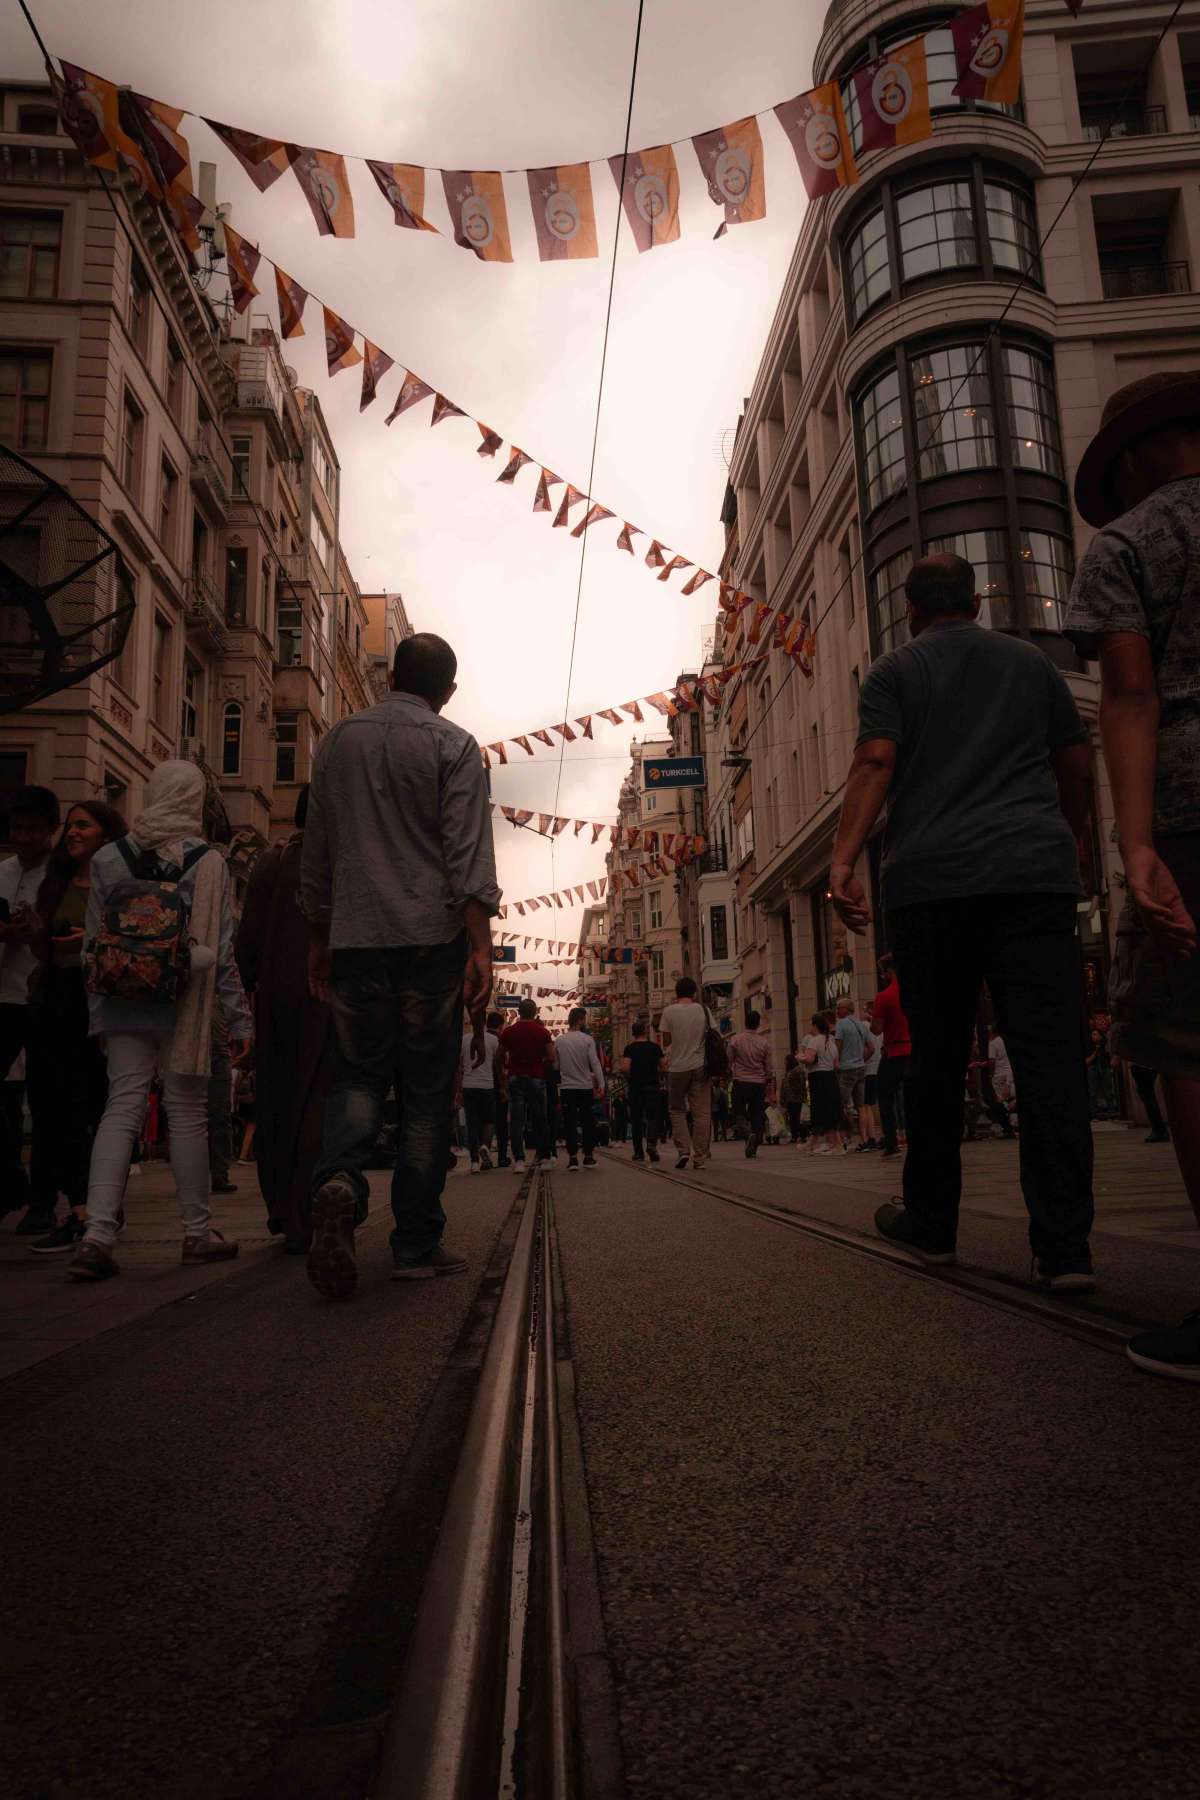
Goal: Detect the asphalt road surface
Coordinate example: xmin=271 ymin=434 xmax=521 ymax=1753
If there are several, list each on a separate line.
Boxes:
xmin=2 ymin=1135 xmax=1198 ymax=1799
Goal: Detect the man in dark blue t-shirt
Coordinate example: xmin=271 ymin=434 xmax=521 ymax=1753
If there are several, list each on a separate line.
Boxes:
xmin=828 ymin=552 xmax=1097 ymax=1292
xmin=620 ymin=1018 xmax=664 ymax=1163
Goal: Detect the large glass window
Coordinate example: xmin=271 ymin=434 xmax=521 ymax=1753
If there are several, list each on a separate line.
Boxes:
xmin=857 ymin=365 xmax=907 ymax=510
xmin=1019 ymin=530 xmax=1074 ymax=631
xmin=926 ymin=529 xmax=1014 ymax=631
xmin=841 ymin=22 xmax=1020 ymax=156
xmin=897 ymin=180 xmax=978 ymax=282
xmin=0 ymin=349 xmax=50 ymax=450
xmin=0 ymin=211 xmax=61 ymax=298
xmin=910 ymin=344 xmax=996 ymax=478
xmin=868 ymin=549 xmax=911 ymax=657
xmin=1002 ymin=345 xmax=1063 ymax=478
xmin=985 ymin=182 xmax=1038 ymax=276
xmin=846 ymin=204 xmax=890 ymax=320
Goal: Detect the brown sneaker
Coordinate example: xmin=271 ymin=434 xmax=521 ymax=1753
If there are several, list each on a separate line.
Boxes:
xmin=307 ymin=1175 xmax=359 ymax=1299
xmin=181 ymin=1229 xmax=239 ymax=1265
xmin=68 ymin=1241 xmax=120 ymax=1282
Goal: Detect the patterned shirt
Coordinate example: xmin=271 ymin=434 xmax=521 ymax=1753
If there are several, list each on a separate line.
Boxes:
xmin=1064 ymin=475 xmax=1200 ymax=837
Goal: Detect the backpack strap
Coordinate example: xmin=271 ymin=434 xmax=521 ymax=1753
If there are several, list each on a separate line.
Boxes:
xmin=180 ymin=844 xmax=209 ymax=877
xmin=115 ymin=836 xmax=141 ymax=876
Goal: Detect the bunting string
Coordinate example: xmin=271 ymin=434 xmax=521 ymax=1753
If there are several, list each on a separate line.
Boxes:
xmin=52 ymin=6 xmax=1056 ymax=266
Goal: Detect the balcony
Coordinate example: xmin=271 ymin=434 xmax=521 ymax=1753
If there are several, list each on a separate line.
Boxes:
xmin=184 ymin=570 xmax=229 ymax=654
xmin=279 ymin=550 xmax=317 ymax=592
xmin=190 ymin=424 xmax=231 ymax=520
xmin=1082 ymin=104 xmax=1167 ymax=141
xmin=1101 ymin=260 xmax=1190 ymax=300
xmin=696 ymin=847 xmax=729 ymax=876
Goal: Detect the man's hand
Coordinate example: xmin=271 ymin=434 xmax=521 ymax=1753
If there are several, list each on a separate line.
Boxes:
xmin=230 ymin=1038 xmax=251 ymax=1068
xmin=469 ymin=1021 xmax=486 ymax=1068
xmin=830 ymin=861 xmax=872 ymax=934
xmin=308 ymin=937 xmax=332 ymax=1004
xmin=1125 ymin=845 xmax=1197 ymax=957
xmin=463 ymin=945 xmax=492 ymax=1021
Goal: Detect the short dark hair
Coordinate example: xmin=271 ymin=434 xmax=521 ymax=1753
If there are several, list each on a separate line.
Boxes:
xmin=518 ymin=997 xmax=537 ymax=1019
xmin=905 ymin=553 xmax=975 ymax=618
xmin=568 ymin=1007 xmax=586 ymax=1028
xmin=745 ymin=1009 xmax=760 ymax=1030
xmin=486 ymin=1010 xmax=502 ymax=1030
xmin=392 ymin=632 xmax=457 ymax=701
xmin=675 ymin=975 xmax=698 ymax=998
xmin=878 ymin=952 xmax=895 ymax=980
xmin=11 ymin=784 xmax=59 ymax=828
xmin=632 ymin=1019 xmax=647 ymax=1038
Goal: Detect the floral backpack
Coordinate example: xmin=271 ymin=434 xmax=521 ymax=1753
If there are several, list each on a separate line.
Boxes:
xmin=84 ymin=838 xmax=207 ymax=1003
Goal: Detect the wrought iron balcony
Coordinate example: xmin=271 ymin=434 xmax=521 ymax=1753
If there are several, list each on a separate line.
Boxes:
xmin=189 ymin=423 xmax=231 ymax=518
xmin=696 ymin=847 xmax=729 ymax=876
xmin=1101 ymin=260 xmax=1190 ymax=301
xmin=184 ymin=569 xmax=228 ymax=653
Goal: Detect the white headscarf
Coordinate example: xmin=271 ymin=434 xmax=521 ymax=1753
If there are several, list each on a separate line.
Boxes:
xmin=130 ymin=759 xmax=205 ymax=868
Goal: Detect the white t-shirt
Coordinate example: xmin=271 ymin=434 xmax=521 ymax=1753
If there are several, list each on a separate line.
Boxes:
xmin=0 ymin=853 xmax=49 ymax=1007
xmin=801 ymin=1032 xmax=839 ymax=1073
xmin=461 ymin=1029 xmax=499 ymax=1090
xmin=659 ymin=1000 xmax=708 ymax=1072
xmin=864 ymin=1030 xmax=882 ymax=1077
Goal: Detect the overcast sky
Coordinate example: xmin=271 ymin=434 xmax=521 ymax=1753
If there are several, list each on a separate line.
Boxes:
xmin=5 ymin=0 xmax=824 ymax=966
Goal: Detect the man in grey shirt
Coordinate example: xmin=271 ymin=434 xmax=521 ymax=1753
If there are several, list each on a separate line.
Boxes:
xmin=301 ymin=633 xmax=500 ymax=1296
xmin=829 ymin=553 xmax=1097 ymax=1291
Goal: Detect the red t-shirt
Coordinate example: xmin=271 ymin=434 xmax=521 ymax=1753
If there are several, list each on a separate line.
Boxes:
xmin=500 ymin=1019 xmax=553 ymax=1079
xmin=872 ymin=979 xmax=911 ymax=1057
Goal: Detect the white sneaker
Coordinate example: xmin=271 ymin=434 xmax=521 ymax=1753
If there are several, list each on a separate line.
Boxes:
xmin=815 ymin=1144 xmax=834 ymax=1156
xmin=524 ymin=1153 xmax=537 ymax=1172
xmin=469 ymin=1159 xmax=480 ymax=1174
xmin=538 ymin=1157 xmax=554 ymax=1169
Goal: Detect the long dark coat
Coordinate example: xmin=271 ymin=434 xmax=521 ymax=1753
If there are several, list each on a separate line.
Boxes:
xmin=235 ymin=834 xmax=333 ymax=1248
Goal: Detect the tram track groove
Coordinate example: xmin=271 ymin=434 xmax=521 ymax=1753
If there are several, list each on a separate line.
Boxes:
xmin=604 ymin=1153 xmax=1137 ymax=1356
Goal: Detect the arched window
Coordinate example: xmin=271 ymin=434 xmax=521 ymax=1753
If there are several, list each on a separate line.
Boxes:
xmin=221 ymin=700 xmax=243 ymax=778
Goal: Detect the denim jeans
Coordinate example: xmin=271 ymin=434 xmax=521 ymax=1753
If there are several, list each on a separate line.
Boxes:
xmin=628 ymin=1084 xmax=661 ymax=1156
xmin=313 ymin=936 xmax=466 ymax=1264
xmin=731 ymin=1079 xmax=768 ymax=1141
xmin=508 ymin=1075 xmax=549 ymax=1161
xmin=462 ymin=1087 xmax=496 ymax=1158
xmin=561 ymin=1088 xmax=595 ymax=1159
xmin=889 ymin=894 xmax=1094 ymax=1269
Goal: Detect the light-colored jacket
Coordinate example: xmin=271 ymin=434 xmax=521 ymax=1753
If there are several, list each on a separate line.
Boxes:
xmin=85 ymin=837 xmax=251 ymax=1047
xmin=554 ymin=1029 xmax=605 ymax=1092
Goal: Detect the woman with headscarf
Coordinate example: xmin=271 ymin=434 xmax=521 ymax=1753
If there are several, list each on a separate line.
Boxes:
xmin=25 ymin=799 xmax=127 ymax=1252
xmin=235 ymin=786 xmax=333 ymax=1253
xmin=68 ymin=761 xmax=252 ymax=1281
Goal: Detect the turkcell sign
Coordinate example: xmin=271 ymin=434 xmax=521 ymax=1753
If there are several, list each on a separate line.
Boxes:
xmin=493 ymin=944 xmax=517 ymax=963
xmin=497 ymin=994 xmax=522 ymax=1007
xmin=643 ymin=756 xmax=705 ymax=789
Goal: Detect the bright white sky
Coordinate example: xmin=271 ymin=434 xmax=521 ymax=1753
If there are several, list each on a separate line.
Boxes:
xmin=5 ymin=0 xmax=824 ymax=971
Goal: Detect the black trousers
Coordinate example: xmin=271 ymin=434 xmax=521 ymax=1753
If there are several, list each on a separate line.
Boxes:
xmin=1131 ymin=1065 xmax=1168 ymax=1135
xmin=889 ymin=894 xmax=1093 ymax=1267
xmin=628 ymin=1084 xmax=662 ymax=1156
xmin=561 ymin=1088 xmax=595 ymax=1158
xmin=878 ymin=1053 xmax=908 ymax=1151
xmin=495 ymin=1090 xmax=510 ymax=1161
xmin=731 ymin=1080 xmax=767 ymax=1140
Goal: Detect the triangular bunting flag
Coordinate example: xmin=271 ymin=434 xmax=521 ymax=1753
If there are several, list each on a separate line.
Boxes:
xmin=487 ymin=741 xmax=508 ymax=764
xmin=644 ymin=539 xmax=667 ymax=568
xmin=273 ymin=264 xmax=308 ymax=339
xmin=574 ymin=715 xmax=593 ymax=738
xmin=477 ymin=424 xmax=503 ymax=458
xmin=385 ymin=371 xmax=433 ymax=424
xmin=290 ymin=146 xmax=355 ymax=237
xmin=361 ymin=341 xmax=394 ymax=412
xmin=658 ymin=555 xmax=692 ymax=582
xmin=533 ymin=469 xmax=561 ymax=512
xmin=621 ymin=701 xmax=644 ymax=722
xmin=538 ymin=814 xmax=552 ymax=835
xmin=431 ymin=393 xmax=466 ymax=427
xmin=591 ymin=824 xmax=605 ymax=845
xmin=552 ymin=484 xmax=584 ymax=528
xmin=532 ymin=729 xmax=553 ymax=748
xmin=616 ymin=522 xmax=641 ymax=553
xmin=514 ymin=735 xmax=534 ymax=756
xmin=570 ymin=503 xmax=614 ymax=538
xmin=597 ymin=708 xmax=622 ymax=727
xmin=497 ymin=446 xmax=532 ymax=484
xmin=551 ymin=724 xmax=576 ymax=743
xmin=323 ymin=305 xmax=360 ymax=377
xmin=681 ymin=569 xmax=713 ymax=596
xmin=223 ymin=226 xmax=261 ymax=313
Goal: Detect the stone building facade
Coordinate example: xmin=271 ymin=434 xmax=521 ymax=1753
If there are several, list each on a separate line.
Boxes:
xmin=0 ymin=82 xmax=399 ymax=848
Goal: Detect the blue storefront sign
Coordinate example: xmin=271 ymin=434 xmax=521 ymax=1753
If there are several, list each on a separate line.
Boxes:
xmin=493 ymin=944 xmax=517 ymax=963
xmin=643 ymin=756 xmax=705 ymax=789
xmin=496 ymin=994 xmax=522 ymax=1007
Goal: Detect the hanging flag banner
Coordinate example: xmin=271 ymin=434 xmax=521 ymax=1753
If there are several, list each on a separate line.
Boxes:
xmin=385 ymin=371 xmax=433 ymax=424
xmin=431 ymin=393 xmax=467 ymax=427
xmin=497 ymin=447 xmax=532 ymax=484
xmin=853 ymin=37 xmax=933 ymax=153
xmin=609 ymin=145 xmax=681 ymax=253
xmin=571 ymin=503 xmax=614 ymax=538
xmin=274 ymin=264 xmax=308 ymax=338
xmin=774 ymin=83 xmax=858 ymax=199
xmin=527 ymin=162 xmax=599 ymax=261
xmin=442 ymin=170 xmax=513 ymax=262
xmin=691 ymin=116 xmax=766 ymax=237
xmin=53 ymin=62 xmax=123 ymax=171
xmin=290 ymin=146 xmax=356 ymax=238
xmin=361 ymin=341 xmax=394 ymax=411
xmin=366 ymin=159 xmax=438 ymax=231
xmin=205 ymin=119 xmax=293 ymax=190
xmin=477 ymin=424 xmax=503 ymax=457
xmin=323 ymin=304 xmax=361 ymax=376
xmin=952 ymin=0 xmax=1026 ymax=107
xmin=533 ymin=469 xmax=561 ymax=513
xmin=616 ymin=523 xmax=641 ymax=553
xmin=223 ymin=226 xmax=261 ymax=313
xmin=553 ymin=485 xmax=585 ymax=528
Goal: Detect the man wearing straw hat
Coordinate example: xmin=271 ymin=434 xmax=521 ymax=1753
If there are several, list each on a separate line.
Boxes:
xmin=1065 ymin=371 xmax=1200 ymax=1382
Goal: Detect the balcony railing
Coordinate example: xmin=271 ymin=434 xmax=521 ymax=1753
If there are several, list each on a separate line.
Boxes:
xmin=279 ymin=550 xmax=316 ymax=589
xmin=1082 ymin=104 xmax=1167 ymax=140
xmin=184 ymin=569 xmax=228 ymax=652
xmin=190 ymin=423 xmax=231 ymax=517
xmin=696 ymin=847 xmax=729 ymax=876
xmin=1101 ymin=260 xmax=1190 ymax=301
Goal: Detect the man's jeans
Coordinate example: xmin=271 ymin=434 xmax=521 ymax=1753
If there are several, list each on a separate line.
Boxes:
xmin=889 ymin=894 xmax=1094 ymax=1270
xmin=508 ymin=1075 xmax=550 ymax=1161
xmin=628 ymin=1083 xmax=661 ymax=1157
xmin=313 ymin=937 xmax=465 ymax=1265
xmin=878 ymin=1053 xmax=908 ymax=1152
xmin=462 ymin=1087 xmax=496 ymax=1159
xmin=561 ymin=1088 xmax=595 ymax=1159
xmin=731 ymin=1079 xmax=767 ymax=1141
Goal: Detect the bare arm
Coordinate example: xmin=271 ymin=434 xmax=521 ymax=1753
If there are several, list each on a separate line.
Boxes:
xmin=829 ymin=738 xmax=897 ymax=933
xmin=1097 ymin=634 xmax=1195 ymax=954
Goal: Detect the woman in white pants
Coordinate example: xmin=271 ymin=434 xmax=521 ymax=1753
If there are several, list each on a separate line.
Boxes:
xmin=69 ymin=762 xmax=252 ymax=1282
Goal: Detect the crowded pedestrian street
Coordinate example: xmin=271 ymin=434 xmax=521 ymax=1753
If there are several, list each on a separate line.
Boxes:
xmin=2 ymin=1129 xmax=1198 ymax=1798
